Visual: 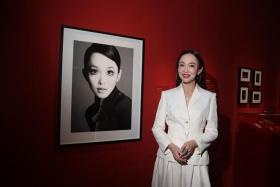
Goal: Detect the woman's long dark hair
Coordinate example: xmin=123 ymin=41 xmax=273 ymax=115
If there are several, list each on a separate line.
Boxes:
xmin=175 ymin=49 xmax=206 ymax=89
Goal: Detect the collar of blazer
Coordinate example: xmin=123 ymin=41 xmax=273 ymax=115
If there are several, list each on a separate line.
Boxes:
xmin=177 ymin=83 xmax=202 ymax=109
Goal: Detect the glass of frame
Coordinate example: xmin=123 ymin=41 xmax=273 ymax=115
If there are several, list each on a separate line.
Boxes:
xmin=251 ymin=91 xmax=261 ymax=104
xmin=239 ymin=67 xmax=251 ymax=82
xmin=239 ymin=86 xmax=249 ymax=104
xmin=58 ymin=26 xmax=144 ymax=145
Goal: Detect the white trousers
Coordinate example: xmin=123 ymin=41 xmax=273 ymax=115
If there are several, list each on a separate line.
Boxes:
xmin=152 ymin=157 xmax=211 ymax=187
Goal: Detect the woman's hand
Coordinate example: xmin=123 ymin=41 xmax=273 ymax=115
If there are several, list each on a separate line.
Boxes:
xmin=180 ymin=140 xmax=198 ymax=160
xmin=168 ymin=143 xmax=187 ymax=165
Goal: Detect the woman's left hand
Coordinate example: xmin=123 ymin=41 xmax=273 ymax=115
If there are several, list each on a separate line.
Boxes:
xmin=180 ymin=140 xmax=198 ymax=159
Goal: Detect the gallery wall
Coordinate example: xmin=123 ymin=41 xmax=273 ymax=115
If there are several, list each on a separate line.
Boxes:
xmin=2 ymin=0 xmax=279 ymax=186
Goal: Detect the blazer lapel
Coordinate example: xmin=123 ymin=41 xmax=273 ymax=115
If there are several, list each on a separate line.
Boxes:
xmin=187 ymin=84 xmax=202 ymax=109
xmin=177 ymin=84 xmax=202 ymax=117
xmin=176 ymin=85 xmax=189 ymax=115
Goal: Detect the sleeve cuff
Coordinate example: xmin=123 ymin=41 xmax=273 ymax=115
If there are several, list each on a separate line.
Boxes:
xmin=192 ymin=134 xmax=203 ymax=155
xmin=164 ymin=148 xmax=171 ymax=155
xmin=161 ymin=141 xmax=172 ymax=155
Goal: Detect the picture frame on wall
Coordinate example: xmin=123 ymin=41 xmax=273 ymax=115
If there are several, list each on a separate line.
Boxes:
xmin=239 ymin=67 xmax=251 ymax=82
xmin=251 ymin=91 xmax=261 ymax=104
xmin=58 ymin=25 xmax=144 ymax=145
xmin=253 ymin=70 xmax=262 ymax=86
xmin=239 ymin=86 xmax=249 ymax=104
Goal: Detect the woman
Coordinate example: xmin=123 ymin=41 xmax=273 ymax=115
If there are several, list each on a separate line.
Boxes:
xmin=83 ymin=43 xmax=131 ymax=131
xmin=152 ymin=49 xmax=218 ymax=187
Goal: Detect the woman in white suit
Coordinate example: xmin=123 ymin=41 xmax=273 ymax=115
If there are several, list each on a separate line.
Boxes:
xmin=152 ymin=49 xmax=218 ymax=187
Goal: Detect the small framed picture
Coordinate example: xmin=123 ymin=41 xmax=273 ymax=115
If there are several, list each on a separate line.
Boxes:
xmin=239 ymin=87 xmax=249 ymax=104
xmin=253 ymin=70 xmax=262 ymax=86
xmin=239 ymin=67 xmax=251 ymax=82
xmin=251 ymin=91 xmax=261 ymax=104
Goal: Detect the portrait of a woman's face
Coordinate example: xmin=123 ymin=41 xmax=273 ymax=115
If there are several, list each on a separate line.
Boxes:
xmin=70 ymin=41 xmax=134 ymax=132
xmin=87 ymin=53 xmax=121 ymax=99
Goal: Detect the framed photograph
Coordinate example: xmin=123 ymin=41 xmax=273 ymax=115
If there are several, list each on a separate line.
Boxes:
xmin=251 ymin=91 xmax=261 ymax=104
xmin=253 ymin=70 xmax=262 ymax=86
xmin=239 ymin=67 xmax=251 ymax=82
xmin=239 ymin=87 xmax=249 ymax=104
xmin=58 ymin=25 xmax=144 ymax=145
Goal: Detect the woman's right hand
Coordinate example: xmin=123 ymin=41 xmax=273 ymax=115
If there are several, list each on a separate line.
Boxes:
xmin=168 ymin=143 xmax=187 ymax=165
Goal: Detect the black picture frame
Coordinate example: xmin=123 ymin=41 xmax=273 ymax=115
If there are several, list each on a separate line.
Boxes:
xmin=253 ymin=70 xmax=262 ymax=86
xmin=239 ymin=67 xmax=251 ymax=83
xmin=251 ymin=91 xmax=261 ymax=104
xmin=58 ymin=25 xmax=144 ymax=145
xmin=239 ymin=86 xmax=249 ymax=104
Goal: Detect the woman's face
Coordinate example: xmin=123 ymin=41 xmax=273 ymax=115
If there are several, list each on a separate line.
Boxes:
xmin=177 ymin=53 xmax=202 ymax=84
xmin=87 ymin=53 xmax=121 ymax=99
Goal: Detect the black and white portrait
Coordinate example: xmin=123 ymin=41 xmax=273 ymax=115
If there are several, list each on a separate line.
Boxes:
xmin=59 ymin=26 xmax=143 ymax=145
xmin=71 ymin=41 xmax=133 ymax=132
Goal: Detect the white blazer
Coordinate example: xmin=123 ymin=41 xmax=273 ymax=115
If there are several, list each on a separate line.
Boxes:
xmin=152 ymin=84 xmax=218 ymax=165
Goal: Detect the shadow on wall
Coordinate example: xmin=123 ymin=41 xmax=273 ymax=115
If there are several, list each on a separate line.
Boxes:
xmin=209 ymin=113 xmax=231 ymax=187
xmin=205 ymin=73 xmax=231 ymax=187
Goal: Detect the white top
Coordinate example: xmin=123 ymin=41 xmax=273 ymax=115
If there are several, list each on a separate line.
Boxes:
xmin=152 ymin=84 xmax=218 ymax=165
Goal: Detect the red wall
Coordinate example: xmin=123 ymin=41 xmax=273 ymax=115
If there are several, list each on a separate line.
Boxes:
xmin=2 ymin=0 xmax=279 ymax=187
